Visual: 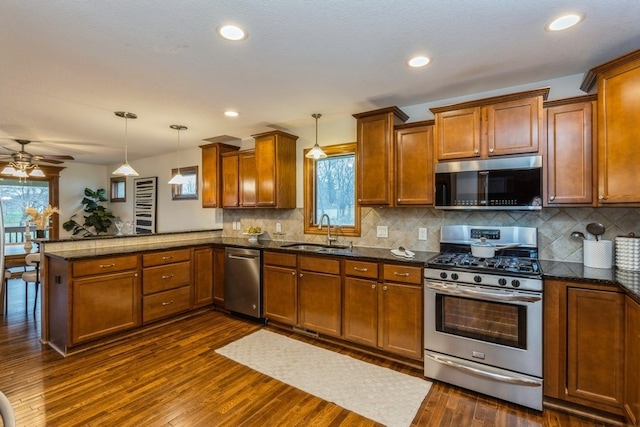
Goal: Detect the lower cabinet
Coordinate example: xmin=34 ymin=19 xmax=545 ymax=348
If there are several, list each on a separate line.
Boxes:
xmin=544 ymin=279 xmax=625 ymax=416
xmin=212 ymin=248 xmax=226 ymax=306
xmin=142 ymin=249 xmax=192 ymax=323
xmin=297 ymin=255 xmax=342 ymax=337
xmin=626 ymin=295 xmax=640 ymax=426
xmin=193 ymin=246 xmax=214 ymax=308
xmin=263 ymin=252 xmax=298 ymax=325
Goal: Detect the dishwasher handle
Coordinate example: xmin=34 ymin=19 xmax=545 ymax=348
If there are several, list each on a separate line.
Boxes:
xmin=228 ymin=253 xmax=258 ymax=261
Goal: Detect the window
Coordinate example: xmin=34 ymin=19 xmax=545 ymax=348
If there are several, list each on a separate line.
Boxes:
xmin=171 ymin=166 xmax=198 ymax=200
xmin=304 ymin=143 xmax=360 ymax=237
xmin=110 ymin=177 xmax=126 ymax=202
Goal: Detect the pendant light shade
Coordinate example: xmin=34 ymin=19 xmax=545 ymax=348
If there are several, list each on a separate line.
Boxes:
xmin=168 ymin=124 xmax=188 ymax=185
xmin=305 ymin=113 xmax=327 ymax=159
xmin=112 ymin=111 xmax=139 ymax=176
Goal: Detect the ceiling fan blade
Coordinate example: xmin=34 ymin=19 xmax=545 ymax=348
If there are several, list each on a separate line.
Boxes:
xmin=35 ymin=158 xmax=65 ymax=164
xmin=40 ymin=154 xmax=75 ymax=161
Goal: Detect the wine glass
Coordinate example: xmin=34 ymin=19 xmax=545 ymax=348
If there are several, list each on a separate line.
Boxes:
xmin=115 ymin=220 xmax=123 ymax=236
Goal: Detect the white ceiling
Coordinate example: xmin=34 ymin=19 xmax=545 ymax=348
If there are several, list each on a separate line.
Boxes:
xmin=1 ymin=1 xmax=640 ymax=166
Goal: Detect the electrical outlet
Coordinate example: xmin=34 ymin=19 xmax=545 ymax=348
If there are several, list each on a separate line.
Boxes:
xmin=276 ymin=222 xmax=282 ymax=232
xmin=232 ymin=222 xmax=237 ymax=230
xmin=419 ymin=227 xmax=427 ymax=241
xmin=377 ymin=225 xmax=388 ymax=238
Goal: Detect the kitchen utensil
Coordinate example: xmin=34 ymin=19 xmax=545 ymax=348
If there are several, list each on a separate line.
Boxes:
xmin=571 ymin=231 xmax=586 ymax=240
xmin=586 ymin=223 xmax=605 ymax=241
xmin=470 ymin=238 xmax=519 ymax=258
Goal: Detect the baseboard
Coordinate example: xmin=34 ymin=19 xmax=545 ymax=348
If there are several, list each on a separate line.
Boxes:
xmin=544 ymin=397 xmax=628 ymax=426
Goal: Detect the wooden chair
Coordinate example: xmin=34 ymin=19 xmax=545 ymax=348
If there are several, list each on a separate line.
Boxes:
xmin=0 ymin=391 xmax=15 ymax=427
xmin=21 ymin=254 xmax=40 ymax=316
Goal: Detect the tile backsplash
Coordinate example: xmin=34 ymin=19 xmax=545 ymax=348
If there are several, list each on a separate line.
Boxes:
xmin=223 ymin=207 xmax=640 ymax=262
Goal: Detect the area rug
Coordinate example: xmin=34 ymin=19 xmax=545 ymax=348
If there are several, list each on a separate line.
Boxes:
xmin=215 ymin=329 xmax=431 ymax=427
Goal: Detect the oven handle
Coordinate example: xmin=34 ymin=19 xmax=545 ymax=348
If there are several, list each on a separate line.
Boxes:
xmin=425 ymin=282 xmax=541 ymax=303
xmin=425 ymin=353 xmax=542 ymax=387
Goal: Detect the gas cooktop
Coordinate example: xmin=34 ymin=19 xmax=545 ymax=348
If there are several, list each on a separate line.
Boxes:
xmin=427 ymin=252 xmax=541 ymax=276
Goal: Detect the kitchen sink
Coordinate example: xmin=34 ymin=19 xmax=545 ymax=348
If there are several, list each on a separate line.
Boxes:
xmin=280 ymin=243 xmax=351 ymax=252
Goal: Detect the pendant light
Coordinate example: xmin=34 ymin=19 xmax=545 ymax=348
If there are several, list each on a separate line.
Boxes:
xmin=112 ymin=111 xmax=139 ymax=176
xmin=168 ymin=124 xmax=188 ymax=185
xmin=305 ymin=113 xmax=327 ymax=159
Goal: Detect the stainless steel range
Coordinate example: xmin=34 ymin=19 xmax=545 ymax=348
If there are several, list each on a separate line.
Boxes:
xmin=424 ymin=225 xmax=543 ymax=411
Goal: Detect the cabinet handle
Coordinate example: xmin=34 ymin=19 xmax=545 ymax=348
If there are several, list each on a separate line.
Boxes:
xmin=291 ymin=271 xmax=296 ymax=276
xmin=353 ymin=267 xmax=368 ymax=272
xmin=397 ymin=198 xmax=401 ymax=203
xmin=162 ymin=274 xmax=175 ymax=279
xmin=299 ymin=273 xmax=303 ymax=277
xmin=394 ymin=272 xmax=410 ymax=277
xmin=161 ymin=300 xmax=174 ymax=306
xmin=99 ymin=263 xmax=115 ymax=268
xmin=371 ymin=284 xmax=376 ymax=289
xmin=383 ymin=285 xmax=388 ymax=291
xmin=599 ymin=194 xmax=606 ymax=200
xmin=474 ymin=149 xmax=479 ymax=154
xmin=357 ymin=198 xmax=362 ymax=202
xmin=162 ymin=256 xmax=173 ymax=260
xmin=489 ymin=147 xmax=494 ymax=153
xmin=549 ymin=196 xmax=555 ymax=201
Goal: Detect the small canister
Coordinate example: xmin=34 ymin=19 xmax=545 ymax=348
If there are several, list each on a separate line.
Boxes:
xmin=583 ymin=240 xmax=613 ymax=269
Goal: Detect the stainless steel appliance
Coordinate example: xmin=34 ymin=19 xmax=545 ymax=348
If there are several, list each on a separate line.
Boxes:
xmin=434 ymin=155 xmax=542 ymax=210
xmin=424 ymin=225 xmax=543 ymax=410
xmin=224 ymin=247 xmax=262 ymax=319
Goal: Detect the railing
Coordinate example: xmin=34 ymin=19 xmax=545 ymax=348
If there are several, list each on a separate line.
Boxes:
xmin=4 ymin=226 xmax=44 ymax=243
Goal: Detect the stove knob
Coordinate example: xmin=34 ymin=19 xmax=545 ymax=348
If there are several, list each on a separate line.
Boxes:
xmin=451 ymin=273 xmax=459 ymax=280
xmin=511 ymin=279 xmax=521 ymax=288
xmin=439 ymin=272 xmax=447 ymax=279
xmin=498 ymin=278 xmax=507 ymax=286
xmin=474 ymin=275 xmax=482 ymax=283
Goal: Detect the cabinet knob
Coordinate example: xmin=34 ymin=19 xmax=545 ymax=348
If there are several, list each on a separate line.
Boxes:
xmin=474 ymin=149 xmax=479 ymax=154
xmin=598 ymin=194 xmax=606 ymax=200
xmin=371 ymin=284 xmax=376 ymax=289
xmin=299 ymin=273 xmax=303 ymax=277
xmin=397 ymin=199 xmax=401 ymax=203
xmin=291 ymin=271 xmax=296 ymax=276
xmin=357 ymin=198 xmax=362 ymax=202
xmin=489 ymin=147 xmax=494 ymax=153
xmin=549 ymin=196 xmax=555 ymax=201
xmin=383 ymin=285 xmax=388 ymax=291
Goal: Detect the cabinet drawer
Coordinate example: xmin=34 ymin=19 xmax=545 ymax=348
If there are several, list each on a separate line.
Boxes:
xmin=143 ymin=248 xmax=191 ymax=267
xmin=383 ymin=264 xmax=422 ymax=285
xmin=264 ymin=251 xmax=297 ymax=268
xmin=299 ymin=255 xmax=341 ymax=275
xmin=72 ymin=255 xmax=138 ymax=278
xmin=143 ymin=261 xmax=191 ymax=294
xmin=344 ymin=260 xmax=378 ymax=279
xmin=143 ymin=286 xmax=191 ymax=323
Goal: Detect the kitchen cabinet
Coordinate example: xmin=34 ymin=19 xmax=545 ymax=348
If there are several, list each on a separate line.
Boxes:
xmin=544 ymin=95 xmax=597 ymax=206
xmin=200 ymin=142 xmax=240 ymax=208
xmin=221 ymin=150 xmax=256 ymax=207
xmin=544 ymin=279 xmax=625 ymax=416
xmin=263 ymin=251 xmax=298 ymax=325
xmin=353 ymin=106 xmax=409 ymax=206
xmin=212 ymin=248 xmax=225 ymax=306
xmin=431 ymin=88 xmax=548 ymax=161
xmin=394 ymin=121 xmax=434 ymax=206
xmin=192 ymin=246 xmax=214 ymax=308
xmin=142 ymin=249 xmax=192 ymax=323
xmin=47 ymin=254 xmax=141 ymax=352
xmin=343 ymin=259 xmax=380 ymax=347
xmin=626 ymin=295 xmax=640 ymax=426
xmin=297 ymin=255 xmax=342 ymax=337
xmin=239 ymin=150 xmax=256 ymax=207
xmin=581 ymin=49 xmax=640 ymax=205
xmin=253 ymin=130 xmax=297 ymax=208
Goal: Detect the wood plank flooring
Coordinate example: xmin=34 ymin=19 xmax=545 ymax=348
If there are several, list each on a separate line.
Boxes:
xmin=0 ymin=279 xmax=623 ymax=426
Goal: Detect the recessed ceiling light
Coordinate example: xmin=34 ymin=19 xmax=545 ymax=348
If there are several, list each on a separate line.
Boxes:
xmin=224 ymin=110 xmax=240 ymax=117
xmin=217 ymin=25 xmax=247 ymax=41
xmin=547 ymin=14 xmax=583 ymax=31
xmin=408 ymin=56 xmax=431 ymax=68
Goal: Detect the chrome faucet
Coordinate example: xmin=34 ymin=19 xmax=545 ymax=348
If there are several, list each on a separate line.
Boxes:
xmin=318 ymin=214 xmax=337 ymax=246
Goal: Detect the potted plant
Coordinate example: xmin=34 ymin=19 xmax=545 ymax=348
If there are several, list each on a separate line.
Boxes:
xmin=63 ymin=188 xmax=115 ymax=237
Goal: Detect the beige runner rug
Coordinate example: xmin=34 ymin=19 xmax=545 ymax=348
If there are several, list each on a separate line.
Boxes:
xmin=216 ymin=329 xmax=431 ymax=427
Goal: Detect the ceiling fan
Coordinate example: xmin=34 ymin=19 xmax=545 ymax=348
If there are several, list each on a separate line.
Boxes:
xmin=0 ymin=139 xmax=74 ymax=180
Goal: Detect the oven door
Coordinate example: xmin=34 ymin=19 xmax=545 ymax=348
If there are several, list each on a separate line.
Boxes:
xmin=424 ymin=280 xmax=542 ymax=377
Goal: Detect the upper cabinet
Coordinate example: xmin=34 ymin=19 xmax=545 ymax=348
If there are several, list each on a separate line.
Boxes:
xmin=353 ymin=107 xmax=409 ymax=206
xmin=394 ymin=121 xmax=434 ymax=206
xmin=582 ymin=49 xmax=640 ymax=205
xmin=543 ymin=95 xmax=597 ymax=206
xmin=199 ymin=142 xmax=240 ymax=208
xmin=431 ymin=88 xmax=549 ymax=161
xmin=253 ymin=130 xmax=298 ymax=208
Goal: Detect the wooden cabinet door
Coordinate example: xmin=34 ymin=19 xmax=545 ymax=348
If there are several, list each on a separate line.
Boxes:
xmin=625 ymin=296 xmax=640 ymax=425
xmin=212 ymin=248 xmax=225 ymax=306
xmin=434 ymin=107 xmax=481 ymax=160
xmin=486 ymin=96 xmax=541 ymax=156
xmin=395 ymin=123 xmax=434 ymax=206
xmin=253 ymin=131 xmax=297 ymax=208
xmin=254 ymin=134 xmax=277 ymax=207
xmin=298 ymin=270 xmax=341 ymax=337
xmin=239 ymin=150 xmax=256 ymax=207
xmin=263 ymin=264 xmax=297 ymax=325
xmin=378 ymin=281 xmax=423 ymax=360
xmin=597 ymin=54 xmax=640 ymax=204
xmin=193 ymin=246 xmax=214 ymax=308
xmin=200 ymin=142 xmax=240 ymax=208
xmin=343 ymin=277 xmax=378 ymax=346
xmin=72 ymin=271 xmax=141 ymax=344
xmin=221 ymin=152 xmax=240 ymax=207
xmin=567 ymin=287 xmax=625 ymax=410
xmin=545 ymin=98 xmax=596 ymax=206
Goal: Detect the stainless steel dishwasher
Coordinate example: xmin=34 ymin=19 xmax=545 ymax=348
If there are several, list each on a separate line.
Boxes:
xmin=224 ymin=247 xmax=262 ymax=319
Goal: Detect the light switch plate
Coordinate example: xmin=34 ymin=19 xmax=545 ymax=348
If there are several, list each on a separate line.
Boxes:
xmin=276 ymin=222 xmax=282 ymax=232
xmin=377 ymin=225 xmax=388 ymax=238
xmin=419 ymin=227 xmax=427 ymax=241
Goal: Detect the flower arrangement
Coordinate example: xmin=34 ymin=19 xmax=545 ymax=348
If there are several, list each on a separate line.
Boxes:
xmin=25 ymin=205 xmax=60 ymax=230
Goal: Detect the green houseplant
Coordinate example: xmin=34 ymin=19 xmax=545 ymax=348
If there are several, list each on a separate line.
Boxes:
xmin=63 ymin=188 xmax=115 ymax=237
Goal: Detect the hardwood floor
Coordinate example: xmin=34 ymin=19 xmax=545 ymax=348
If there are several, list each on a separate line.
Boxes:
xmin=0 ymin=279 xmax=622 ymax=426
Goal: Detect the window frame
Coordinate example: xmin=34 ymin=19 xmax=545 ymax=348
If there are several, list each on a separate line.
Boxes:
xmin=110 ymin=177 xmax=126 ymax=202
xmin=171 ymin=165 xmax=199 ymax=200
xmin=303 ymin=142 xmax=360 ymax=237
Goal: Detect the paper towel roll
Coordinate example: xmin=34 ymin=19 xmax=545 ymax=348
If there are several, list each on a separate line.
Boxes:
xmin=584 ymin=240 xmax=613 ymax=269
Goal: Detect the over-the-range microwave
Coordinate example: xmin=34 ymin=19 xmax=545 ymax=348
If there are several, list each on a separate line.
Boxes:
xmin=434 ymin=155 xmax=542 ymax=210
